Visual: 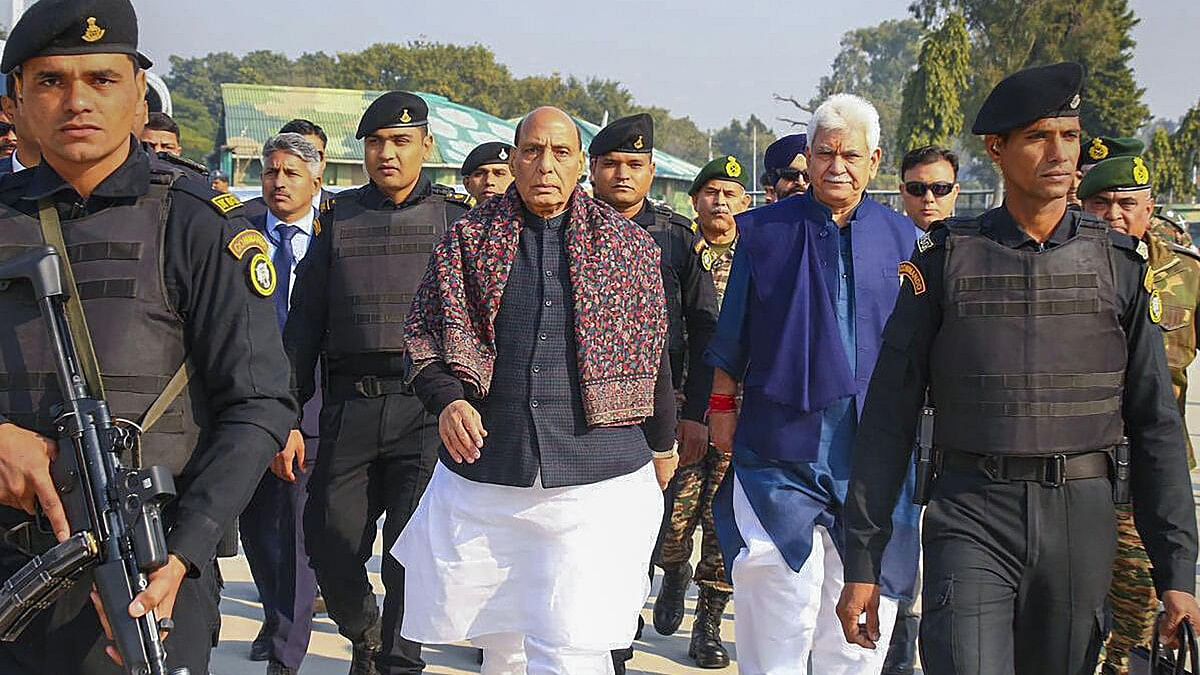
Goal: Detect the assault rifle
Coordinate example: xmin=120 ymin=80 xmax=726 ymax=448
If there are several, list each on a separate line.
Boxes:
xmin=0 ymin=246 xmax=185 ymax=675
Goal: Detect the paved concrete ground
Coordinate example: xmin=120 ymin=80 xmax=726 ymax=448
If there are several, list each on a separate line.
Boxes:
xmin=212 ymin=360 xmax=1200 ymax=674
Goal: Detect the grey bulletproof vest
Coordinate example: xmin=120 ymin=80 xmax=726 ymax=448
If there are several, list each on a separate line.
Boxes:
xmin=0 ymin=176 xmax=203 ymax=475
xmin=326 ymin=193 xmax=448 ymax=356
xmin=929 ymin=218 xmax=1127 ymax=455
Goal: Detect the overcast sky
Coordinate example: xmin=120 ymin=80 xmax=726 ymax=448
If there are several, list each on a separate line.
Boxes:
xmin=134 ymin=0 xmax=1197 ymax=132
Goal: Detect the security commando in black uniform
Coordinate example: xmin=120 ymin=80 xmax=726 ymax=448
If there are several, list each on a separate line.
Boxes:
xmin=283 ymin=91 xmax=470 ymax=675
xmin=837 ymin=62 xmax=1200 ymax=675
xmin=0 ymin=1 xmax=295 ymax=673
xmin=586 ymin=113 xmax=720 ymax=671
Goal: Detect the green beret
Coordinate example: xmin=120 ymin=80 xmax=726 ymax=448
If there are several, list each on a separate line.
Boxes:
xmin=1077 ymin=155 xmax=1153 ymax=200
xmin=689 ymin=156 xmax=747 ymax=196
xmin=1079 ymin=136 xmax=1146 ymax=168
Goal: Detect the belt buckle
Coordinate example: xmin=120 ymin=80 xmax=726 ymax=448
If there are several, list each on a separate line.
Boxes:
xmin=983 ymin=455 xmax=1007 ymax=482
xmin=355 ymin=375 xmax=381 ymax=398
xmin=1041 ymin=454 xmax=1067 ymax=488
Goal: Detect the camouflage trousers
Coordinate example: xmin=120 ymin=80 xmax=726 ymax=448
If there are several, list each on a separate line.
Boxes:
xmin=1103 ymin=503 xmax=1158 ymax=674
xmin=654 ymin=445 xmax=732 ymax=593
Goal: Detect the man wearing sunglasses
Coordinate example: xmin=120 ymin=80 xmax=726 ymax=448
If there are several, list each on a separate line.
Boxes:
xmin=898 ymin=146 xmax=960 ymax=233
xmin=0 ymin=73 xmax=38 ymax=175
xmin=762 ymin=133 xmax=809 ymax=202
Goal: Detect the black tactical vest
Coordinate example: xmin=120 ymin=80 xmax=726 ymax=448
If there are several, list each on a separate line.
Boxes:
xmin=326 ymin=189 xmax=451 ymax=356
xmin=929 ymin=218 xmax=1127 ymax=456
xmin=0 ymin=171 xmax=202 ymax=475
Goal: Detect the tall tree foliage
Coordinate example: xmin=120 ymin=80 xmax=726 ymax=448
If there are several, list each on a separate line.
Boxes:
xmin=895 ymin=13 xmax=971 ymax=157
xmin=1146 ymin=125 xmax=1186 ymax=201
xmin=907 ymin=0 xmax=1149 ymax=138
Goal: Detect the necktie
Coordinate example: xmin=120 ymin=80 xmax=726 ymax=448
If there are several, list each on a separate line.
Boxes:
xmin=273 ymin=223 xmax=301 ymax=331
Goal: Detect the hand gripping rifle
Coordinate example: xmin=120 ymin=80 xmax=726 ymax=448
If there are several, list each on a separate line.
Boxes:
xmin=0 ymin=247 xmax=186 ymax=675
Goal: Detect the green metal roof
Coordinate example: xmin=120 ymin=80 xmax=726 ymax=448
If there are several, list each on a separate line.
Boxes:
xmin=221 ymin=83 xmax=701 ymax=181
xmin=573 ymin=118 xmax=701 ymax=182
xmin=221 ymin=83 xmax=518 ymax=168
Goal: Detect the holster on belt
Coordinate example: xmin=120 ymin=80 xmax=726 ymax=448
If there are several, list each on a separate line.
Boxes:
xmin=1111 ymin=437 xmax=1131 ymax=505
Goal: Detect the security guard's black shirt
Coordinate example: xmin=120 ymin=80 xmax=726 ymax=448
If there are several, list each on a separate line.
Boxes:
xmin=0 ymin=142 xmax=296 ymax=570
xmin=631 ymin=200 xmax=718 ymax=422
xmin=844 ymin=204 xmax=1199 ymax=596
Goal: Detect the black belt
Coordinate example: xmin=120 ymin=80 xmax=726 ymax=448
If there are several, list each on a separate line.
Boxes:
xmin=940 ymin=450 xmax=1110 ymax=487
xmin=327 ymin=374 xmax=412 ymax=398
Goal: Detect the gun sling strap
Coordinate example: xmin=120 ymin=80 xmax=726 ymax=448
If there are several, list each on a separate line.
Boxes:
xmin=36 ymin=200 xmax=192 ymax=437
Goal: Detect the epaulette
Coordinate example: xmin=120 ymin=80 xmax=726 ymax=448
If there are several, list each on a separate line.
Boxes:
xmin=443 ymin=191 xmax=474 ymax=209
xmin=1109 ymin=229 xmax=1148 ymax=261
xmin=1168 ymin=241 xmax=1200 ymax=263
xmin=170 ymin=176 xmax=244 ymax=219
xmin=156 ymin=152 xmax=209 ymax=178
xmin=430 ymin=183 xmax=455 ymax=196
xmin=652 ymin=203 xmax=694 ymax=230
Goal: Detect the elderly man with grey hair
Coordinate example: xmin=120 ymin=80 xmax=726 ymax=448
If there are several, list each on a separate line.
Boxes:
xmin=706 ymin=93 xmax=920 ymax=673
xmin=239 ymin=131 xmax=325 ymax=675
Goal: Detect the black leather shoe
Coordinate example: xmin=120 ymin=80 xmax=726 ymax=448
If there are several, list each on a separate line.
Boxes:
xmin=688 ymin=588 xmax=731 ymax=669
xmin=267 ymin=660 xmax=298 ymax=675
xmin=652 ymin=561 xmax=691 ymax=636
xmin=250 ymin=622 xmax=275 ymax=662
xmin=349 ymin=618 xmax=382 ymax=675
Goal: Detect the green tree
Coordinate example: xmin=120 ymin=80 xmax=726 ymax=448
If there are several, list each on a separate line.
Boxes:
xmin=908 ymin=0 xmax=1149 ymax=138
xmin=1147 ymin=126 xmax=1186 ymax=201
xmin=172 ymin=94 xmax=219 ymax=164
xmin=711 ymin=115 xmax=776 ymax=178
xmin=895 ymin=13 xmax=971 ymax=157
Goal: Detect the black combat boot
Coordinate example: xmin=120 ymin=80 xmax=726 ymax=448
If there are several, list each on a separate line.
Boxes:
xmin=652 ymin=561 xmax=692 ymax=635
xmin=688 ymin=588 xmax=731 ymax=669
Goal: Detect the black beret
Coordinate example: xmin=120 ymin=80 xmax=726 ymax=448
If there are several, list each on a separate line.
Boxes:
xmin=461 ymin=141 xmax=514 ymax=176
xmin=589 ymin=113 xmax=653 ymax=156
xmin=972 ymin=62 xmax=1083 ymax=135
xmin=356 ymin=91 xmax=429 ymax=140
xmin=2 ymin=0 xmax=152 ymax=74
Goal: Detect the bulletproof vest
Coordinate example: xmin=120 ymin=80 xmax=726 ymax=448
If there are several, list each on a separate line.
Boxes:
xmin=0 ymin=171 xmax=202 ymax=475
xmin=648 ymin=206 xmax=686 ymax=386
xmin=326 ymin=189 xmax=449 ymax=356
xmin=929 ymin=218 xmax=1127 ymax=456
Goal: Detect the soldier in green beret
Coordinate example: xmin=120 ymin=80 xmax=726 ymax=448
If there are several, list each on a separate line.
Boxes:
xmin=1079 ymin=154 xmax=1200 ymax=675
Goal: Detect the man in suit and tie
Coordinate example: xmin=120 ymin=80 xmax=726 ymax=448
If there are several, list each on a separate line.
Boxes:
xmin=240 ymin=132 xmax=325 ymax=675
xmin=243 ymin=119 xmax=335 ymax=221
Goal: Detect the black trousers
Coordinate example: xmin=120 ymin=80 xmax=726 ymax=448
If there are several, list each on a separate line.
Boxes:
xmin=304 ymin=391 xmax=439 ymax=675
xmin=919 ymin=466 xmax=1117 ymax=675
xmin=0 ymin=550 xmax=222 ymax=674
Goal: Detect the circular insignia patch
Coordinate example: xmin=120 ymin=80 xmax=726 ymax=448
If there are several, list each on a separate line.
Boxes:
xmin=1088 ymin=138 xmax=1109 ymax=161
xmin=725 ymin=156 xmax=742 ymax=178
xmin=248 ymin=253 xmax=277 ymax=298
xmin=1149 ymin=289 xmax=1163 ymax=324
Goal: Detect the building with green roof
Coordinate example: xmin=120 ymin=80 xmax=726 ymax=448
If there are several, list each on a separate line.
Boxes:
xmin=218 ymin=83 xmax=701 ymax=209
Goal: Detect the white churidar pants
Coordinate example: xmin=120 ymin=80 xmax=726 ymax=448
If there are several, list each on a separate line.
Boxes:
xmin=731 ymin=474 xmax=899 ymax=675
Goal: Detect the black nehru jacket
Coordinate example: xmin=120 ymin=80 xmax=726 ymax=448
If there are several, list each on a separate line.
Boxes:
xmin=0 ymin=142 xmax=296 ymax=567
xmin=844 ymin=207 xmax=1199 ymax=596
xmin=413 ymin=207 xmax=676 ymax=488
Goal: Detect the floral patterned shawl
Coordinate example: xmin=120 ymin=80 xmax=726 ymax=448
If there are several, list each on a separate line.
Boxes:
xmin=405 ymin=184 xmax=666 ymax=426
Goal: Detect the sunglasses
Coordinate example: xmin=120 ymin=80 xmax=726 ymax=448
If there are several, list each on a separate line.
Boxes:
xmin=777 ymin=168 xmax=809 ymax=183
xmin=903 ymin=181 xmax=955 ymax=198
xmin=0 ymin=122 xmax=13 ymax=136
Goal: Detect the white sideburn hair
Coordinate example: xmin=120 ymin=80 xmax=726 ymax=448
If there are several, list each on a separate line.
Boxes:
xmin=807 ymin=93 xmax=882 ymax=152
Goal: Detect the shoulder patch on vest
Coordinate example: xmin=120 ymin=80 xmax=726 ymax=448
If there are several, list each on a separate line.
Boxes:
xmin=1109 ymin=230 xmax=1148 ymax=260
xmin=211 ymin=193 xmax=243 ymax=215
xmin=1136 ymin=240 xmax=1149 ymax=261
xmin=247 ymin=252 xmax=277 ymax=298
xmin=227 ymin=229 xmax=270 ymax=261
xmin=898 ymin=260 xmax=926 ymax=295
xmin=171 ymin=177 xmax=245 ymax=218
xmin=1149 ymin=289 xmax=1164 ymax=324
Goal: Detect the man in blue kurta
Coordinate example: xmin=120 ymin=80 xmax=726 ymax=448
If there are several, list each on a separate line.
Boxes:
xmin=706 ymin=94 xmax=920 ymax=674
